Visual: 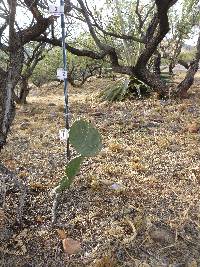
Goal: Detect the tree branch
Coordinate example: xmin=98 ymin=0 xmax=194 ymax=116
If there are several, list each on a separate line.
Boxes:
xmin=175 ymin=31 xmax=200 ymax=97
xmin=34 ymin=36 xmax=108 ymax=59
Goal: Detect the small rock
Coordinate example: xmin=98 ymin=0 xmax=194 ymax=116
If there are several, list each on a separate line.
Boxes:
xmin=143 ymin=122 xmax=160 ymax=128
xmin=62 ymin=238 xmax=81 ymax=255
xmin=91 ymin=112 xmax=105 ymax=117
xmin=170 ymin=123 xmax=182 ymax=133
xmin=49 ymin=111 xmax=57 ymax=118
xmin=110 ymin=182 xmax=125 ymax=193
xmin=48 ymin=103 xmax=56 ymax=106
xmin=160 ymin=99 xmax=171 ymax=106
xmin=169 ymin=144 xmax=180 ymax=152
xmin=150 ymin=114 xmax=164 ymax=123
xmin=188 ymin=106 xmax=196 ymax=113
xmin=110 ymin=183 xmax=122 ymax=190
xmin=186 ymin=122 xmax=200 ymax=133
xmin=149 ymin=228 xmax=174 ymax=244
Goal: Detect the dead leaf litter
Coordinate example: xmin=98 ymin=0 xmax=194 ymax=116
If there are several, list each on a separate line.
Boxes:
xmin=1 ymin=76 xmax=200 ymax=266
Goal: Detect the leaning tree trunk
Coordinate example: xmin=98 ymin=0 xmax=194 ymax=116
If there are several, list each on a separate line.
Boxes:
xmin=174 ymin=33 xmax=200 ymax=98
xmin=175 ymin=60 xmax=199 ymax=98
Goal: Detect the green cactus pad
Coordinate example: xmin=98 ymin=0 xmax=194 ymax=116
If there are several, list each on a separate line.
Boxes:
xmin=56 ymin=156 xmax=84 ymax=191
xmin=69 ymin=119 xmax=102 ymax=157
xmin=56 ymin=176 xmax=71 ymax=192
xmin=65 ymin=156 xmax=84 ymax=180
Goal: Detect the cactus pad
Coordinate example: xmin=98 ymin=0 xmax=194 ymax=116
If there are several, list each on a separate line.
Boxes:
xmin=69 ymin=119 xmax=102 ymax=157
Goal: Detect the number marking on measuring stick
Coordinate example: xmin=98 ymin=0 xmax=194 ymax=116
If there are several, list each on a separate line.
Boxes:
xmin=49 ymin=5 xmax=64 ymax=16
xmin=57 ymin=68 xmax=67 ymax=80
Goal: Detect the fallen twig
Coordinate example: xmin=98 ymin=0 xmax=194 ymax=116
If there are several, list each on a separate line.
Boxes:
xmin=51 ymin=191 xmax=61 ymax=225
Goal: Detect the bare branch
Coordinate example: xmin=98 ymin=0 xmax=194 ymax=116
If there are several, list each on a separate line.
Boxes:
xmin=24 ymin=0 xmax=44 ymax=21
xmin=34 ymin=36 xmax=108 ymax=59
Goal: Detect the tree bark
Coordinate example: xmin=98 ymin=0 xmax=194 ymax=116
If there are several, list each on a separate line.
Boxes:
xmin=0 ymin=0 xmax=53 ymax=151
xmin=174 ymin=32 xmax=200 ymax=98
xmin=0 ymin=69 xmax=7 ymax=149
xmin=14 ymin=77 xmax=30 ymax=104
xmin=0 ymin=48 xmax=24 ymax=151
xmin=0 ymin=0 xmax=24 ymax=151
xmin=133 ymin=0 xmax=177 ymax=97
xmin=169 ymin=61 xmax=175 ymax=74
xmin=153 ymin=51 xmax=161 ymax=75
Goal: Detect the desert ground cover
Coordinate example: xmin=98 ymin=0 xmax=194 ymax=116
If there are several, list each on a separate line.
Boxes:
xmin=0 ymin=74 xmax=200 ymax=267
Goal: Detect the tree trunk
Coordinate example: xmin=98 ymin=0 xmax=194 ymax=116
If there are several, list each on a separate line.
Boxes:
xmin=20 ymin=78 xmax=29 ymax=104
xmin=169 ymin=61 xmax=174 ymax=75
xmin=0 ymin=70 xmax=7 ymax=149
xmin=15 ymin=77 xmax=30 ymax=104
xmin=175 ymin=60 xmax=199 ymax=98
xmin=0 ymin=48 xmax=24 ymax=151
xmin=133 ymin=1 xmax=175 ymax=98
xmin=153 ymin=52 xmax=161 ymax=75
xmin=174 ymin=33 xmax=200 ymax=98
xmin=134 ymin=68 xmax=169 ymax=99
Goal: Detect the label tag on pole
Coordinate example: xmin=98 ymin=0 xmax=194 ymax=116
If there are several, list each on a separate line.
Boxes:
xmin=57 ymin=68 xmax=67 ymax=80
xmin=59 ymin=129 xmax=69 ymax=141
xmin=49 ymin=5 xmax=64 ymax=16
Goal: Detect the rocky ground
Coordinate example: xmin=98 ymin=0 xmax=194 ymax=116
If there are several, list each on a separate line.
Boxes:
xmin=0 ymin=75 xmax=200 ymax=267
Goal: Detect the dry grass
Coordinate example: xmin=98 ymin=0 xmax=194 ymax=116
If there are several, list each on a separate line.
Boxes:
xmin=0 ymin=75 xmax=200 ymax=266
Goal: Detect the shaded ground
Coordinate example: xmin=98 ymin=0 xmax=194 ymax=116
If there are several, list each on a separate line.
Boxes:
xmin=0 ymin=75 xmax=200 ymax=267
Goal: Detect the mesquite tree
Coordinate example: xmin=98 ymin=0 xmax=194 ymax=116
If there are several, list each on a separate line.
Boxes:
xmin=37 ymin=0 xmax=200 ymax=98
xmin=160 ymin=0 xmax=200 ymax=73
xmin=31 ymin=46 xmax=104 ymax=87
xmin=0 ymin=0 xmax=55 ymax=150
xmin=14 ymin=42 xmax=47 ymax=104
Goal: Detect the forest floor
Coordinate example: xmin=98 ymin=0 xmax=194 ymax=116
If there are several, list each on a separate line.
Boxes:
xmin=0 ymin=74 xmax=200 ymax=267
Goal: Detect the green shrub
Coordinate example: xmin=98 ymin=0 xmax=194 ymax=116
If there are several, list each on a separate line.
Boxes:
xmin=179 ymin=50 xmax=195 ymax=63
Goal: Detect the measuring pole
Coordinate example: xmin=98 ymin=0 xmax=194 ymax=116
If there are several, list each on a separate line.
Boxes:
xmin=60 ymin=0 xmax=70 ymax=160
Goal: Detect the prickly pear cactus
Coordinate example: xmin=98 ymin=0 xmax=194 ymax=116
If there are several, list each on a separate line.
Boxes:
xmin=56 ymin=156 xmax=84 ymax=192
xmin=69 ymin=119 xmax=102 ymax=157
xmin=56 ymin=120 xmax=102 ymax=192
